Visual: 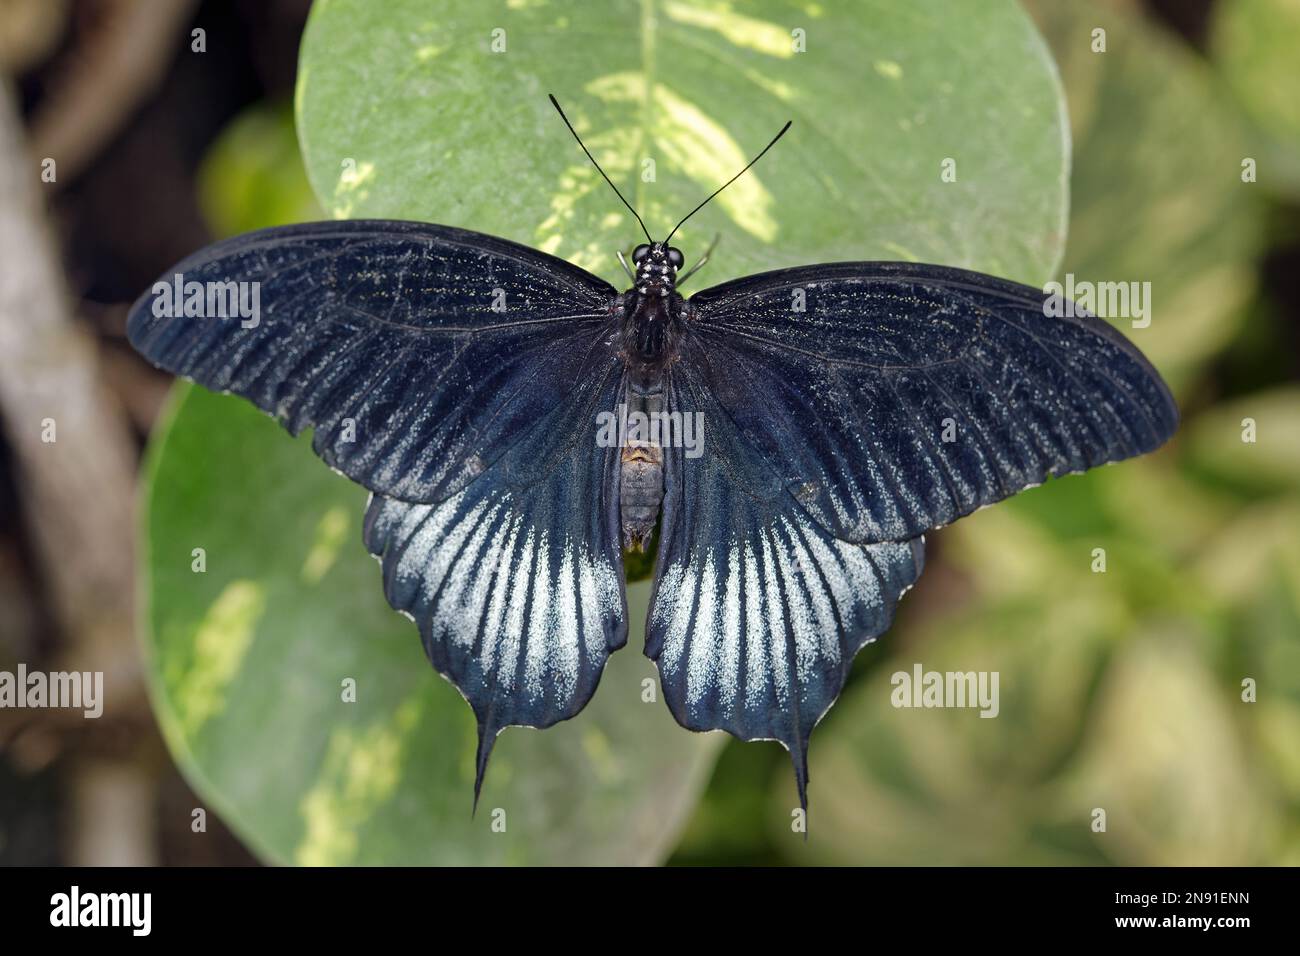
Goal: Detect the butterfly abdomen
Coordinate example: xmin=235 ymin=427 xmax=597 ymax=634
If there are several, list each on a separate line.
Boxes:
xmin=620 ymin=444 xmax=663 ymax=551
xmin=618 ymin=384 xmax=666 ymax=551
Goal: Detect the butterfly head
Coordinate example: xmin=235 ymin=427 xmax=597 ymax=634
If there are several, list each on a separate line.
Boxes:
xmin=632 ymin=242 xmax=684 ymax=297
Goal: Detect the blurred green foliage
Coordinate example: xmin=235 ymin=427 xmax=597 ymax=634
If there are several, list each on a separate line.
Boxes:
xmin=198 ymin=102 xmax=323 ymax=235
xmin=137 ymin=0 xmax=1300 ymax=865
xmin=1212 ymin=0 xmax=1300 ymax=198
xmin=1039 ymin=0 xmax=1265 ymax=393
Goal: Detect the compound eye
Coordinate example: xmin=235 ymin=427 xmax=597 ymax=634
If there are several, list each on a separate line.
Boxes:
xmin=631 ymin=244 xmax=651 ymax=263
xmin=667 ymin=247 xmax=685 ymax=269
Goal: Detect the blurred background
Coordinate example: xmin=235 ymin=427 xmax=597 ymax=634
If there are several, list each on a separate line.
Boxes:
xmin=0 ymin=0 xmax=1296 ymax=866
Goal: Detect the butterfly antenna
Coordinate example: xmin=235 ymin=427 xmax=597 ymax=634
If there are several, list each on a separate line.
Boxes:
xmin=664 ymin=119 xmax=792 ymax=243
xmin=549 ymin=94 xmax=653 ymax=244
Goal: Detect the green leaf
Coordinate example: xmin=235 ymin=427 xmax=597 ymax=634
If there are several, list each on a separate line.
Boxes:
xmin=141 ymin=0 xmax=1072 ymax=863
xmin=296 ymin=0 xmax=1069 ymax=286
xmin=1212 ymin=0 xmax=1300 ymax=199
xmin=142 ymin=386 xmax=720 ymax=864
xmin=1030 ymin=1 xmax=1266 ymax=392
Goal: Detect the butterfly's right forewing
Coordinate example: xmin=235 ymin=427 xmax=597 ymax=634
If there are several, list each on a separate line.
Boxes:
xmin=684 ymin=261 xmax=1179 ymax=545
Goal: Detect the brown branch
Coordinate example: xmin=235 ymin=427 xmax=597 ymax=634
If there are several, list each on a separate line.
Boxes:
xmin=27 ymin=0 xmax=199 ymax=192
xmin=0 ymin=77 xmax=154 ymax=865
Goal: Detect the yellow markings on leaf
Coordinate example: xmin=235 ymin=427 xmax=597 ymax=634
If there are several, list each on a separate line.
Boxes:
xmin=301 ymin=505 xmax=351 ymax=585
xmin=415 ymin=42 xmax=449 ymax=62
xmin=172 ymin=580 xmax=266 ymax=738
xmin=332 ymin=159 xmax=375 ymax=219
xmin=881 ymin=241 xmax=921 ymax=261
xmin=586 ymin=73 xmax=780 ymax=242
xmin=741 ymin=73 xmax=795 ymax=103
xmin=586 ymin=72 xmax=646 ymax=113
xmin=874 ymin=59 xmax=904 ymax=81
xmin=537 ymin=97 xmax=640 ymax=265
xmin=538 ymin=66 xmax=784 ymax=265
xmin=652 ymin=85 xmax=780 ymax=242
xmin=663 ymin=1 xmax=795 ymax=59
xmin=536 ymin=165 xmax=624 ymax=267
xmin=571 ymin=247 xmax=611 ymax=274
xmin=296 ymin=696 xmax=423 ymax=866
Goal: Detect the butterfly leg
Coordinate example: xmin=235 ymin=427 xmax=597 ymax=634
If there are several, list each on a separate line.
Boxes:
xmin=675 ymin=233 xmax=721 ymax=288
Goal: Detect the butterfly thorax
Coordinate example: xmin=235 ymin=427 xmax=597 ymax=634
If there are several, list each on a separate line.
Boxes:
xmin=618 ymin=242 xmax=686 ymax=389
xmin=620 ymin=290 xmax=685 ymax=379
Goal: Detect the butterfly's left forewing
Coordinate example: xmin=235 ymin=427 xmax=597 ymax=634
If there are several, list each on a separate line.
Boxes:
xmin=127 ymin=219 xmax=620 ymax=505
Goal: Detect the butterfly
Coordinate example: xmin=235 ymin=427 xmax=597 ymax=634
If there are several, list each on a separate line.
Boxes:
xmin=127 ymin=95 xmax=1178 ymax=814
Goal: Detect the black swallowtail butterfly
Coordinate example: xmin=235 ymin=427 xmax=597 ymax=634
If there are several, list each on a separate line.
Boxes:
xmin=128 ymin=96 xmax=1177 ymax=813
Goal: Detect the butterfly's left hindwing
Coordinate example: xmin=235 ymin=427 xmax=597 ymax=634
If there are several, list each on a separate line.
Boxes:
xmin=364 ymin=359 xmax=628 ymax=803
xmin=646 ymin=357 xmax=925 ymax=809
